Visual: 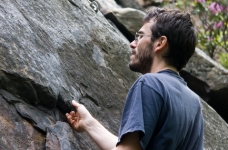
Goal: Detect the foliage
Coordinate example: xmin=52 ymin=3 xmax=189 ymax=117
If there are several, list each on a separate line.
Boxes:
xmin=219 ymin=53 xmax=228 ymax=69
xmin=191 ymin=0 xmax=227 ymax=56
xmin=162 ymin=0 xmax=228 ymax=69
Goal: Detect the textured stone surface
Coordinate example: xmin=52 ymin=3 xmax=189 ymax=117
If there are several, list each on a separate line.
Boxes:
xmin=0 ymin=92 xmax=45 ymax=150
xmin=96 ymin=0 xmax=121 ymax=10
xmin=201 ymin=98 xmax=228 ymax=149
xmin=0 ymin=0 xmax=137 ymax=149
xmin=0 ymin=0 xmax=137 ymax=128
xmin=46 ymin=121 xmax=79 ymax=150
xmin=0 ymin=0 xmax=228 ymax=149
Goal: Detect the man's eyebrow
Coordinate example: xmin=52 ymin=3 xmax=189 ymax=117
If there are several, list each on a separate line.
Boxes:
xmin=138 ymin=31 xmax=144 ymax=34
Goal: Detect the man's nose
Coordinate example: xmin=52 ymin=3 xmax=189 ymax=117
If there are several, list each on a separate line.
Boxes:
xmin=130 ymin=40 xmax=137 ymax=49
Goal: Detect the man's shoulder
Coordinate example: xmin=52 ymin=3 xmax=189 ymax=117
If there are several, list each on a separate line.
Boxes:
xmin=131 ymin=73 xmax=167 ymax=93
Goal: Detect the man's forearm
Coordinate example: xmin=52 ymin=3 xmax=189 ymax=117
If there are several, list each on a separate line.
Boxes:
xmin=85 ymin=117 xmax=118 ymax=150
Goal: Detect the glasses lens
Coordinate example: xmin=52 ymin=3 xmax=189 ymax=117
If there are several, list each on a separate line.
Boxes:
xmin=135 ymin=32 xmax=139 ymax=40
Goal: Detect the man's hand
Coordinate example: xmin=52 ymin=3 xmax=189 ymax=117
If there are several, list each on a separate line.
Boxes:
xmin=66 ymin=100 xmax=93 ymax=132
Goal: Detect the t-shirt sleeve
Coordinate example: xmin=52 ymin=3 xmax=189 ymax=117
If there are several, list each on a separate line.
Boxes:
xmin=117 ymin=79 xmax=163 ymax=149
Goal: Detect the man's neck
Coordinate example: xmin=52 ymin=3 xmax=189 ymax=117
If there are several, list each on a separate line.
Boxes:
xmin=149 ymin=59 xmax=178 ymax=74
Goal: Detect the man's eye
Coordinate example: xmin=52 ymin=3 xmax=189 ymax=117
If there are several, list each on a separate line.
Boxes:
xmin=139 ymin=35 xmax=143 ymax=39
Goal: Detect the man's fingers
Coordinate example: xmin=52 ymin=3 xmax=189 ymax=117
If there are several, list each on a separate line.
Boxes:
xmin=66 ymin=113 xmax=72 ymax=121
xmin=66 ymin=114 xmax=75 ymax=124
xmin=66 ymin=100 xmax=84 ymax=131
xmin=66 ymin=113 xmax=71 ymax=119
xmin=66 ymin=113 xmax=80 ymax=130
xmin=66 ymin=112 xmax=78 ymax=122
xmin=70 ymin=111 xmax=76 ymax=116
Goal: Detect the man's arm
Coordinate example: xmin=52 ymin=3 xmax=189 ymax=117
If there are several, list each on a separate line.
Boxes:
xmin=66 ymin=100 xmax=142 ymax=150
xmin=83 ymin=115 xmax=118 ymax=150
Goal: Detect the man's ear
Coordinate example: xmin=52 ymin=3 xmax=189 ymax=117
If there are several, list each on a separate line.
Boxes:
xmin=154 ymin=36 xmax=168 ymax=53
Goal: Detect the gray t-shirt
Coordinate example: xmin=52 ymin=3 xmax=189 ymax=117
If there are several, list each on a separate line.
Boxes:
xmin=117 ymin=69 xmax=204 ymax=150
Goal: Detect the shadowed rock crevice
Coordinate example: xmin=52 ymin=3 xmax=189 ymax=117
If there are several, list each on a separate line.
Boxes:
xmin=0 ymin=89 xmax=65 ymax=133
xmin=208 ymin=87 xmax=228 ymax=123
xmin=180 ymin=70 xmax=228 ymax=123
xmin=101 ymin=10 xmax=135 ymax=42
xmin=0 ymin=71 xmax=58 ymax=107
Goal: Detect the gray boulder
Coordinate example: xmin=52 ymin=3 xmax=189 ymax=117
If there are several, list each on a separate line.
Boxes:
xmin=0 ymin=0 xmax=136 ymax=149
xmin=114 ymin=0 xmax=144 ymax=11
xmin=95 ymin=1 xmax=145 ymax=42
xmin=201 ymin=98 xmax=228 ymax=149
xmin=96 ymin=0 xmax=121 ymax=10
xmin=112 ymin=8 xmax=146 ymax=35
xmin=182 ymin=48 xmax=228 ymax=123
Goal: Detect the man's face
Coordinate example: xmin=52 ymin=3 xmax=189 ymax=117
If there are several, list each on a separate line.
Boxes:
xmin=129 ymin=21 xmax=155 ymax=74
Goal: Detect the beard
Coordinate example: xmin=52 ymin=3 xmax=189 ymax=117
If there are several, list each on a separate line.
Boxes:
xmin=129 ymin=42 xmax=153 ymax=74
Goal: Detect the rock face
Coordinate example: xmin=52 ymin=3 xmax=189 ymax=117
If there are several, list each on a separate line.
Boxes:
xmin=0 ymin=0 xmax=228 ymax=150
xmin=0 ymin=0 xmax=137 ymax=149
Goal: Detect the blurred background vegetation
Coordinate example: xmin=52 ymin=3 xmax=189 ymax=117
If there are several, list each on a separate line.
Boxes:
xmin=155 ymin=0 xmax=228 ymax=69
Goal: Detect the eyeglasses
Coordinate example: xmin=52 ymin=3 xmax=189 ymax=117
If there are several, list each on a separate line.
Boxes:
xmin=135 ymin=32 xmax=153 ymax=41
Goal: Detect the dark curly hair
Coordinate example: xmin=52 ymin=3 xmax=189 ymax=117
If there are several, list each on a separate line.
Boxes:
xmin=144 ymin=8 xmax=197 ymax=71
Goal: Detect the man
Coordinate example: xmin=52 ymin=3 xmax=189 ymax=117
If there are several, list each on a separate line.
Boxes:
xmin=66 ymin=7 xmax=204 ymax=150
